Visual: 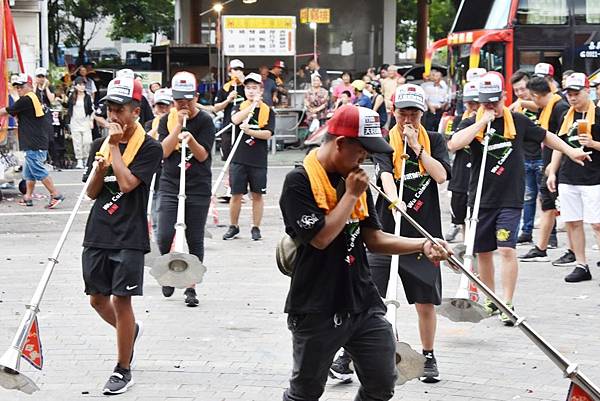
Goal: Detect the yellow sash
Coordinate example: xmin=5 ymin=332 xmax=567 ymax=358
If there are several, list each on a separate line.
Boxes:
xmin=97 ymin=122 xmax=146 ymax=167
xmin=538 ymin=94 xmax=563 ymax=130
xmin=25 ymin=92 xmax=44 ymax=117
xmin=475 ymin=106 xmax=516 ymax=142
xmin=148 ymin=116 xmax=161 ymax=140
xmin=303 ymin=148 xmax=368 ymax=221
xmin=389 ymin=124 xmax=431 ymax=178
xmin=223 ymin=78 xmax=242 ymax=92
xmin=240 ymin=100 xmax=270 ymax=128
xmin=559 ymin=100 xmax=596 ymax=136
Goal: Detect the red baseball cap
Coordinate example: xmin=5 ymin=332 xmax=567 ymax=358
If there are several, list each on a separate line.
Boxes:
xmin=534 ymin=63 xmax=554 ymax=77
xmin=272 ymin=60 xmax=286 ymax=69
xmin=327 ymin=105 xmax=393 ymax=154
xmin=102 ymin=77 xmax=143 ymax=104
xmin=564 ymin=72 xmax=590 ymax=91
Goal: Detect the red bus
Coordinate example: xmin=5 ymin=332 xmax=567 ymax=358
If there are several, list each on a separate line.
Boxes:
xmin=425 ymin=0 xmax=600 ymax=105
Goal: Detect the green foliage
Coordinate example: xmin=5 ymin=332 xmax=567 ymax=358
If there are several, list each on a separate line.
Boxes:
xmin=105 ymin=0 xmax=174 ymax=43
xmin=396 ymin=0 xmax=457 ymax=51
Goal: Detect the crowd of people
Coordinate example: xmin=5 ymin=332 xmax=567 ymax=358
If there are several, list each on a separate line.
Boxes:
xmin=2 ymin=55 xmax=600 ymax=399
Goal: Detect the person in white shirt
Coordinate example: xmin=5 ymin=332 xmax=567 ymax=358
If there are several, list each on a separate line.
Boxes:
xmin=66 ymin=77 xmax=94 ymax=168
xmin=421 ymin=68 xmax=449 ymax=132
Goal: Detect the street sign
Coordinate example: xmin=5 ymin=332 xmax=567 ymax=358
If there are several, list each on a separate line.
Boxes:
xmin=223 ymin=16 xmax=296 ymax=57
xmin=299 ymin=8 xmax=331 ymax=24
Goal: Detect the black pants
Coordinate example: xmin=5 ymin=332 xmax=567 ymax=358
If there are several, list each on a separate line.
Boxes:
xmin=283 ymin=306 xmax=397 ymax=401
xmin=156 ymin=193 xmax=210 ymax=262
xmin=424 ymin=109 xmax=443 ymax=132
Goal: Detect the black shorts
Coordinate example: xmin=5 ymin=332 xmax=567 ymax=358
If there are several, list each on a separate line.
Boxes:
xmin=82 ymin=247 xmax=144 ymax=296
xmin=473 ymin=207 xmax=521 ymax=253
xmin=369 ymin=253 xmax=442 ymax=305
xmin=450 ymin=192 xmax=468 ymax=225
xmin=539 ymin=176 xmax=557 ymax=211
xmin=220 ymin=131 xmax=232 ymax=161
xmin=229 ymin=162 xmax=267 ymax=195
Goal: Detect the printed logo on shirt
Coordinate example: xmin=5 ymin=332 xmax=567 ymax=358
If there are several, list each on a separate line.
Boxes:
xmin=401 ymin=159 xmax=432 ymax=212
xmin=345 ymin=221 xmax=361 ymax=267
xmin=297 ymin=213 xmax=319 ymax=230
xmin=102 ymin=167 xmax=125 ymax=215
xmin=496 ymin=228 xmax=511 ymax=242
xmin=487 ymin=132 xmax=514 ymax=176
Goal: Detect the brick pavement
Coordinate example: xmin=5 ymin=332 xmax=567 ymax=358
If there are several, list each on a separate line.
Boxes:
xmin=0 ymin=153 xmax=599 ymax=401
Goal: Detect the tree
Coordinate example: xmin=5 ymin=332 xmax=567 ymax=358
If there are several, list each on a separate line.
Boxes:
xmin=396 ymin=0 xmax=457 ymax=54
xmin=106 ymin=0 xmax=174 ymax=45
xmin=62 ymin=0 xmax=107 ymax=64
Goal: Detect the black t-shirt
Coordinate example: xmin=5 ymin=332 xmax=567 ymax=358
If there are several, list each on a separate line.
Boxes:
xmin=448 ymin=113 xmax=472 ymax=194
xmin=231 ymin=104 xmax=275 ymax=168
xmin=83 ymin=135 xmax=163 ymax=252
xmin=373 ymin=131 xmax=450 ymax=237
xmin=214 ymin=83 xmax=246 ymax=128
xmin=542 ymin=99 xmax=570 ymax=167
xmin=279 ymin=167 xmax=385 ymax=315
xmin=557 ymin=107 xmax=600 ymax=186
xmin=35 ymin=86 xmax=55 ymax=109
xmin=457 ymin=112 xmax=547 ymax=209
xmin=158 ymin=110 xmax=216 ymax=197
xmin=6 ymin=95 xmax=50 ymax=151
xmin=522 ymin=109 xmax=543 ymax=160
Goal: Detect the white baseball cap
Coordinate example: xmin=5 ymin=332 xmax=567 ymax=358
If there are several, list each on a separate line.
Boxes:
xmin=116 ymin=68 xmax=135 ymax=79
xmin=12 ymin=73 xmax=32 ymax=86
xmin=327 ymin=105 xmax=393 ymax=154
xmin=102 ymin=77 xmax=144 ymax=105
xmin=463 ymin=81 xmax=480 ymax=102
xmin=243 ymin=72 xmax=263 ymax=85
xmin=229 ymin=59 xmax=244 ymax=69
xmin=35 ymin=67 xmax=47 ymax=77
xmin=466 ymin=68 xmax=486 ymax=83
xmin=394 ymin=84 xmax=427 ymax=112
xmin=478 ymin=72 xmax=504 ymax=103
xmin=171 ymin=71 xmax=197 ymax=100
xmin=564 ymin=72 xmax=589 ymax=91
xmin=153 ymin=88 xmax=173 ymax=105
xmin=534 ymin=63 xmax=554 ymax=77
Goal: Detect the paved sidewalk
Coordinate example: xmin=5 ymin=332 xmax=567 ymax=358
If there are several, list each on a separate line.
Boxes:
xmin=0 ymin=161 xmax=599 ymax=401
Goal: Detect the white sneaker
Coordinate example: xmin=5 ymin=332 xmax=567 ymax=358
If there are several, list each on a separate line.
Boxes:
xmin=593 ymin=244 xmax=599 ymax=251
xmin=75 ymin=159 xmax=84 ymax=169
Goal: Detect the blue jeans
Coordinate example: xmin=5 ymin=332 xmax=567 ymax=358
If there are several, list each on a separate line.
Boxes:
xmin=522 ymin=159 xmax=544 ymax=235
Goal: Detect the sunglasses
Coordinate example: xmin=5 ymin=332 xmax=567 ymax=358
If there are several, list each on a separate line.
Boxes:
xmin=36 ymin=75 xmax=46 ymax=78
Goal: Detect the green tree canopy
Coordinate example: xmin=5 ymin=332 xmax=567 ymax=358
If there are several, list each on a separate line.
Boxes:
xmin=396 ymin=0 xmax=457 ymax=52
xmin=105 ymin=0 xmax=174 ymax=44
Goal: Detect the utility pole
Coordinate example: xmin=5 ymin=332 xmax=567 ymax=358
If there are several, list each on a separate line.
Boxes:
xmin=416 ymin=0 xmax=428 ymax=64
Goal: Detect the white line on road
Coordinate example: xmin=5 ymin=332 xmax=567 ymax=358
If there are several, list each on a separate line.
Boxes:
xmin=0 ymin=205 xmax=280 ymax=217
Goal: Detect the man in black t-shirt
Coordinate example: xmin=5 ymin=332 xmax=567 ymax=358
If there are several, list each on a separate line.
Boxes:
xmin=448 ymin=72 xmax=589 ymax=326
xmin=519 ymin=77 xmax=570 ymax=263
xmin=213 ymin=59 xmax=246 ymax=161
xmin=222 ymin=73 xmax=275 ymax=241
xmin=546 ymin=73 xmax=600 ymax=283
xmin=82 ymin=77 xmax=162 ymax=395
xmin=156 ymin=71 xmax=215 ymax=305
xmin=0 ymin=73 xmax=64 ymax=208
xmin=280 ymin=104 xmax=451 ymax=401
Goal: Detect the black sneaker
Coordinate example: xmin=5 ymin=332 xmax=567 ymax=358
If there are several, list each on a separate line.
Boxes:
xmin=519 ymin=246 xmax=549 ymax=262
xmin=184 ymin=288 xmax=199 ymax=307
xmin=223 ymin=225 xmax=240 ymax=240
xmin=45 ymin=194 xmax=65 ymax=209
xmin=129 ymin=321 xmax=143 ymax=369
xmin=552 ymin=249 xmax=576 ymax=266
xmin=420 ymin=351 xmax=440 ymax=383
xmin=548 ymin=235 xmax=558 ymax=249
xmin=251 ymin=226 xmax=262 ymax=241
xmin=102 ymin=365 xmax=133 ymax=395
xmin=161 ymin=286 xmax=175 ymax=297
xmin=517 ymin=232 xmax=532 ymax=244
xmin=444 ymin=224 xmax=460 ymax=243
xmin=565 ymin=264 xmax=592 ymax=283
xmin=329 ymin=351 xmax=353 ymax=383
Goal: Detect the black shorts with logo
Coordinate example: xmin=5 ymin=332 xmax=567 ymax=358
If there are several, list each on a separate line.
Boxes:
xmin=473 ymin=207 xmax=521 ymax=253
xmin=82 ymin=247 xmax=144 ymax=296
xmin=229 ymin=162 xmax=267 ymax=195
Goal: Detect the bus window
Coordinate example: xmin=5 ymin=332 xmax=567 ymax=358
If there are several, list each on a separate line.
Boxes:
xmin=517 ymin=0 xmax=568 ymax=24
xmin=573 ymin=0 xmax=600 ymax=24
xmin=453 ymin=0 xmax=511 ymax=31
xmin=480 ymin=42 xmax=505 ymax=74
xmin=573 ymin=32 xmax=600 ymax=74
xmin=518 ymin=50 xmax=563 ymax=77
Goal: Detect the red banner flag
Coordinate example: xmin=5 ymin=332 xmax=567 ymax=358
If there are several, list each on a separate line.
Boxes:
xmin=566 ymin=382 xmax=594 ymax=401
xmin=21 ymin=317 xmax=43 ymax=370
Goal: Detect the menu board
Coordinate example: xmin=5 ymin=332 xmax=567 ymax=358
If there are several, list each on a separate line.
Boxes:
xmin=223 ymin=16 xmax=296 ymax=56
